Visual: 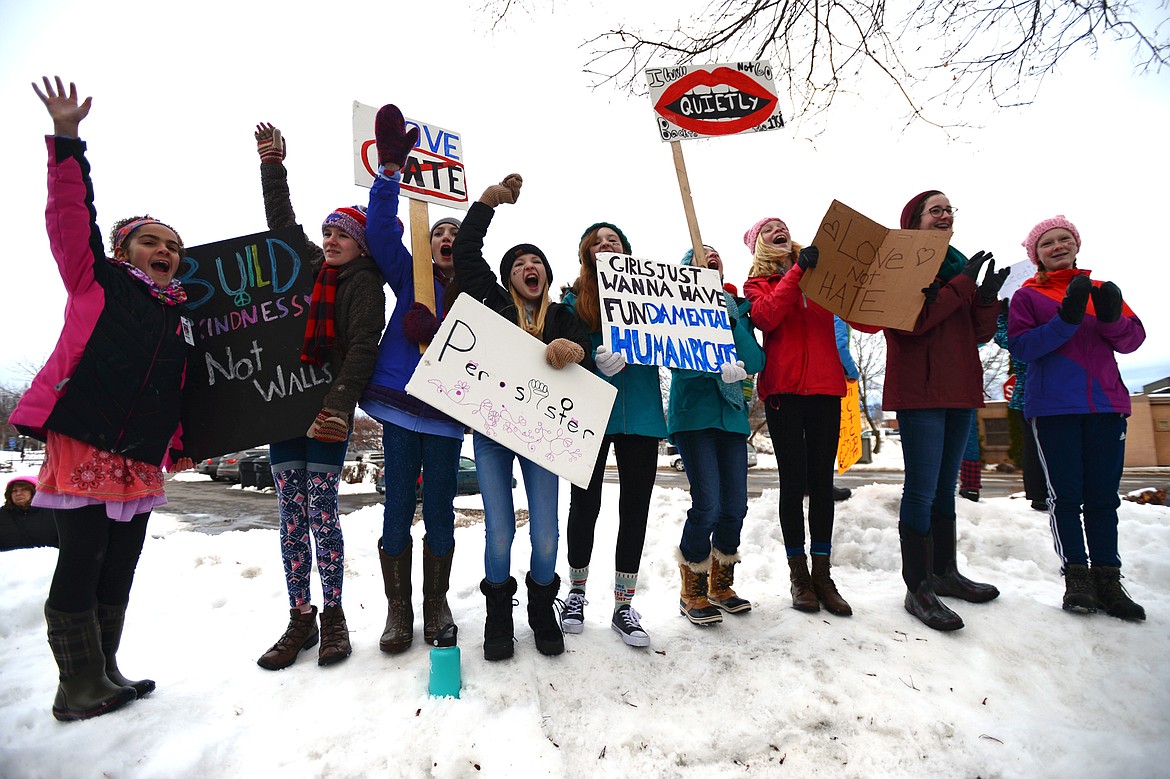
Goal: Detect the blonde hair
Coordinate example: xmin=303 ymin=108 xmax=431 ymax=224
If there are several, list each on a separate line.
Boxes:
xmin=747 ymin=234 xmax=802 ymax=278
xmin=508 ymin=287 xmax=551 ymax=337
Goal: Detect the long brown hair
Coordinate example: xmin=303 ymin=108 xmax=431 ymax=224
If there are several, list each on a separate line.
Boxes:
xmin=573 ymin=228 xmax=603 ymax=333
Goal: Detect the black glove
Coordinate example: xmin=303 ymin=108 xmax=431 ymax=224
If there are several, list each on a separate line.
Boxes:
xmin=977 ymin=258 xmax=1010 ymax=304
xmin=1058 ymin=274 xmax=1092 ymax=325
xmin=960 ymin=250 xmax=993 ymax=281
xmin=999 ymin=297 xmax=1010 ymax=318
xmin=1091 ymin=281 xmax=1123 ymax=323
xmin=797 ymin=245 xmax=819 ymax=271
xmin=921 ymin=280 xmax=941 ymax=306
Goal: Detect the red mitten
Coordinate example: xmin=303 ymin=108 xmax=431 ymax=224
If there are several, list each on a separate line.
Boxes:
xmin=403 ymin=302 xmax=441 ymax=345
xmin=254 ymin=122 xmax=286 ymax=164
xmin=374 ymin=104 xmax=419 ymax=170
xmin=307 ymin=409 xmax=349 ymax=443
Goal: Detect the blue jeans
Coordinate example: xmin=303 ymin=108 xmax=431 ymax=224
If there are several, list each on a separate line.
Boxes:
xmin=675 ymin=429 xmax=748 ymax=563
xmin=896 ymin=409 xmax=971 ymax=535
xmin=473 ymin=432 xmax=560 ymax=586
xmin=380 ymin=422 xmax=461 ymax=557
xmin=1033 ymin=413 xmax=1125 ymax=569
xmin=269 ymin=435 xmax=348 ymax=474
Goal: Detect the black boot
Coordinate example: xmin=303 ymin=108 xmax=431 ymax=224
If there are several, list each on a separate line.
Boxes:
xmin=480 ymin=577 xmax=517 ymax=661
xmin=1062 ymin=564 xmax=1097 ymax=614
xmin=525 ymin=572 xmax=565 ymax=656
xmin=422 ymin=537 xmax=456 ymax=645
xmin=96 ymin=603 xmax=155 ymax=698
xmin=929 ymin=514 xmax=999 ymax=603
xmin=1092 ymin=566 xmax=1145 ymax=621
xmin=45 ymin=605 xmax=137 ymax=721
xmin=900 ymin=528 xmax=964 ymax=631
xmin=378 ymin=537 xmax=413 ymax=654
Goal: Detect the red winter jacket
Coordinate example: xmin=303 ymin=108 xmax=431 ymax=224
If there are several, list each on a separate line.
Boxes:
xmin=744 ymin=265 xmax=846 ymax=399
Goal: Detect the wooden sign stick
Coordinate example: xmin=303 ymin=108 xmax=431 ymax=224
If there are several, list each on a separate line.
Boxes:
xmin=409 ymin=198 xmax=435 ymax=355
xmin=670 ymin=141 xmax=705 ymax=267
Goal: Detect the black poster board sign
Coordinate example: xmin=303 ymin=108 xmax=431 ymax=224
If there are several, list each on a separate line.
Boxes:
xmin=176 ymin=226 xmax=332 ymax=461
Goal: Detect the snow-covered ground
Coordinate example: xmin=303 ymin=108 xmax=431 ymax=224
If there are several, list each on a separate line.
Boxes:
xmin=1 ymin=445 xmax=1168 ymax=778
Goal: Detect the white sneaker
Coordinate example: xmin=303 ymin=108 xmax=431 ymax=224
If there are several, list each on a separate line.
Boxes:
xmin=611 ymin=604 xmax=650 ymax=647
xmin=561 ymin=589 xmax=587 ymax=633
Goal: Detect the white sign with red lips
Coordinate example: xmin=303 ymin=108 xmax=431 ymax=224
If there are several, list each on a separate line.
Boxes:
xmin=645 ymin=61 xmax=784 ymax=142
xmin=352 ymin=101 xmax=469 ymax=209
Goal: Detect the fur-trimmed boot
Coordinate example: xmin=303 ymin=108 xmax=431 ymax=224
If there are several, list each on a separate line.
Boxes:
xmin=45 ymin=605 xmax=137 ymax=721
xmin=422 ymin=537 xmax=456 ymax=645
xmin=95 ymin=603 xmax=155 ymax=698
xmin=1092 ymin=566 xmax=1145 ymax=621
xmin=525 ymin=572 xmax=564 ymax=656
xmin=787 ymin=555 xmax=820 ymax=613
xmin=708 ymin=549 xmax=751 ymax=614
xmin=318 ymin=605 xmax=352 ymax=666
xmin=480 ymin=577 xmax=517 ymax=661
xmin=810 ymin=554 xmax=853 ymax=616
xmin=900 ymin=528 xmax=963 ymax=631
xmin=929 ymin=514 xmax=999 ymax=603
xmin=257 ymin=606 xmax=320 ymax=670
xmin=677 ymin=551 xmax=722 ymax=625
xmin=378 ymin=537 xmax=414 ymax=654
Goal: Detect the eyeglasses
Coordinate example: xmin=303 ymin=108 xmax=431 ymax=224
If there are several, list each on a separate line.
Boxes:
xmin=926 ymin=206 xmax=957 ymax=217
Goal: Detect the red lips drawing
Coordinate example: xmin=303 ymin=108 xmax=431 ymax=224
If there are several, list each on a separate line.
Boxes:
xmin=653 ymin=67 xmax=779 ymax=136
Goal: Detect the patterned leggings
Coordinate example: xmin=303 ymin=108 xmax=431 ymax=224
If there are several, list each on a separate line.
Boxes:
xmin=274 ymin=468 xmax=344 ymax=608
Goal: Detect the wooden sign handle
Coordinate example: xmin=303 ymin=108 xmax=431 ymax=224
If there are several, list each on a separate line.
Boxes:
xmin=671 ymin=141 xmax=705 ymax=267
xmin=409 ymin=199 xmax=435 ymax=355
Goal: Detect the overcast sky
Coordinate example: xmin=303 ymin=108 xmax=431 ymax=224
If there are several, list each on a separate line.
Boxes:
xmin=1 ymin=0 xmax=1166 ymax=390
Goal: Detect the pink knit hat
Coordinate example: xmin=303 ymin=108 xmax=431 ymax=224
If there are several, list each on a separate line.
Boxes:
xmin=1022 ymin=215 xmax=1081 ymax=266
xmin=743 ymin=217 xmax=785 ymax=252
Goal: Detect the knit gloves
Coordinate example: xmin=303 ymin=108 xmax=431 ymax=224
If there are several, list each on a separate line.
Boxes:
xmin=403 ymin=302 xmax=441 ymax=345
xmin=546 ymin=338 xmax=584 ymax=369
xmin=921 ymin=280 xmax=942 ymax=306
xmin=797 ymin=246 xmax=818 ymax=271
xmin=960 ymin=250 xmax=993 ymax=281
xmin=1059 ymin=274 xmax=1092 ymax=325
xmin=374 ymin=104 xmax=419 ymax=170
xmin=976 ymin=258 xmax=1009 ymax=304
xmin=307 ymin=409 xmax=349 ymax=442
xmin=594 ymin=346 xmax=626 ymax=377
xmin=720 ymin=360 xmax=748 ymax=383
xmin=255 ymin=122 xmax=286 ymax=164
xmin=479 ymin=174 xmax=523 ymax=208
xmin=1092 ymin=281 xmax=1123 ymax=323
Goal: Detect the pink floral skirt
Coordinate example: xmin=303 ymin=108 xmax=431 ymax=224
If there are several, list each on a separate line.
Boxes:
xmin=33 ymin=432 xmax=168 ymax=521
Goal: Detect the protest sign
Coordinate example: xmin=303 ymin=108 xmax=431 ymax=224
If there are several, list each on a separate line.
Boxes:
xmin=596 ymin=252 xmax=736 ymax=373
xmin=645 ymin=61 xmax=784 ymax=142
xmin=836 ymin=380 xmax=863 ymax=474
xmin=405 ymin=296 xmax=617 ymax=488
xmin=1000 ymin=260 xmax=1034 ymax=302
xmin=176 ymin=226 xmax=330 ymax=461
xmin=352 ymin=101 xmax=468 ymax=209
xmin=800 ymin=200 xmax=950 ymax=331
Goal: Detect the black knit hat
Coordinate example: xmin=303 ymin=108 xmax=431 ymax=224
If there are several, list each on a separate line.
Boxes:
xmin=500 ymin=243 xmax=553 ymax=288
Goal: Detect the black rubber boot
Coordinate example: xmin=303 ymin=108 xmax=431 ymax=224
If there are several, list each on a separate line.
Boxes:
xmin=900 ymin=528 xmax=964 ymax=631
xmin=96 ymin=603 xmax=156 ymax=698
xmin=929 ymin=514 xmax=999 ymax=603
xmin=45 ymin=605 xmax=137 ymax=721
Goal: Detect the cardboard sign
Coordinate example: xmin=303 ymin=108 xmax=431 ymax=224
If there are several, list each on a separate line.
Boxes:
xmin=836 ymin=380 xmax=863 ymax=474
xmin=1000 ymin=260 xmax=1034 ymax=302
xmin=800 ymin=200 xmax=950 ymax=331
xmin=405 ymin=296 xmax=617 ymax=488
xmin=645 ymin=61 xmax=784 ymax=142
xmin=352 ymin=101 xmax=468 ymax=209
xmin=176 ymin=227 xmax=331 ymax=461
xmin=596 ymin=252 xmax=736 ymax=373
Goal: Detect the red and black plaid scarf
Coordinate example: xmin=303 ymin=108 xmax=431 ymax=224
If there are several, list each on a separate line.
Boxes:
xmin=302 ymin=265 xmax=340 ymax=364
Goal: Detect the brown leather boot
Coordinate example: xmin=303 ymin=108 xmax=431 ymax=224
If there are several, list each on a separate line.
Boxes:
xmin=378 ymin=538 xmax=414 ymax=653
xmin=257 ymin=606 xmax=319 ymax=670
xmin=787 ymin=556 xmax=820 ymax=612
xmin=677 ymin=551 xmax=721 ymax=625
xmin=318 ymin=605 xmax=352 ymax=666
xmin=708 ymin=549 xmax=751 ymax=614
xmin=810 ymin=555 xmax=853 ymax=616
xmin=422 ymin=537 xmax=456 ymax=645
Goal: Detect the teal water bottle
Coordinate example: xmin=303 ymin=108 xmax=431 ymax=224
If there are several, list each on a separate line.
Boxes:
xmin=428 ymin=623 xmax=460 ymax=698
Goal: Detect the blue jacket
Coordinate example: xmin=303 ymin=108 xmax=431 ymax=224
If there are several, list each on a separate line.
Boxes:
xmin=563 ymin=291 xmax=667 ymax=439
xmin=1007 ymin=269 xmax=1144 ymax=419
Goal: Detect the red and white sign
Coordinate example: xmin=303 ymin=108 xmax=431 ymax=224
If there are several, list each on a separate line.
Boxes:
xmin=1004 ymin=374 xmax=1017 ymax=402
xmin=352 ymin=101 xmax=468 ymax=209
xmin=645 ymin=61 xmax=783 ymax=142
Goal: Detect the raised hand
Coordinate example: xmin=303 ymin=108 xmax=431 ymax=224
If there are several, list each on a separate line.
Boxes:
xmin=374 ymin=104 xmax=419 ymax=172
xmin=720 ymin=360 xmax=748 ymax=383
xmin=32 ymin=76 xmax=91 ymax=138
xmin=960 ymin=250 xmax=993 ymax=281
xmin=977 ymin=257 xmax=1010 ymax=303
xmin=254 ymin=122 xmax=286 ymax=164
xmin=1058 ymin=274 xmax=1092 ymax=325
xmin=797 ymin=246 xmax=819 ymax=271
xmin=921 ymin=280 xmax=942 ymax=306
xmin=594 ymin=345 xmax=626 ymax=377
xmin=1091 ymin=281 xmax=1123 ymax=323
xmin=479 ymin=174 xmax=523 ymax=208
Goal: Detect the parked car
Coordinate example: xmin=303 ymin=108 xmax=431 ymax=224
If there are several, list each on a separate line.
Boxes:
xmin=671 ymin=443 xmax=757 ymax=472
xmin=196 ymin=455 xmax=224 ymax=480
xmin=217 ymin=447 xmax=268 ymax=483
xmin=238 ymin=449 xmax=274 ymax=489
xmin=374 ymin=455 xmax=513 ymax=498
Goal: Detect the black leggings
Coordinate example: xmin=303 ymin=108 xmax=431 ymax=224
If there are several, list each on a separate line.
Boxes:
xmin=566 ymin=434 xmax=658 ymax=573
xmin=764 ymin=394 xmax=841 ymax=551
xmin=47 ymin=505 xmax=150 ymax=613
